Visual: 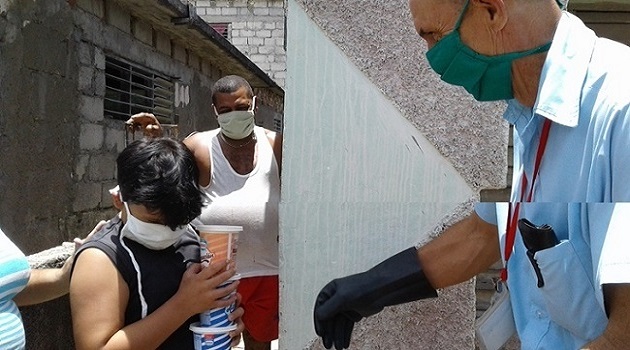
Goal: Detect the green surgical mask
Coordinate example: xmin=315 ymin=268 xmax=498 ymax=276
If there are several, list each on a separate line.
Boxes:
xmin=425 ymin=0 xmax=552 ymax=101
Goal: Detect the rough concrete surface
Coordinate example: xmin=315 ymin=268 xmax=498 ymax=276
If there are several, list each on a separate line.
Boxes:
xmin=0 ymin=0 xmax=82 ymax=252
xmin=295 ymin=0 xmax=508 ymax=193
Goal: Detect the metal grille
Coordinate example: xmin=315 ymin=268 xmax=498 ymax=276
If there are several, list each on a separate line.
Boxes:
xmin=104 ymin=56 xmax=175 ymax=123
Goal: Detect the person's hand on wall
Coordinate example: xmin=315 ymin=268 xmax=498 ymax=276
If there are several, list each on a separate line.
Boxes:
xmin=126 ymin=112 xmax=163 ymax=138
xmin=14 ymin=220 xmax=108 ymax=306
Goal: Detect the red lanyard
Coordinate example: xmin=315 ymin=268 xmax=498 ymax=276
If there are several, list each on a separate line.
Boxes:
xmin=500 ymin=119 xmax=552 ymax=282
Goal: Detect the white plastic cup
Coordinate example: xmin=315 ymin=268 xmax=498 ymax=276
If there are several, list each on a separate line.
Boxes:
xmin=190 ymin=322 xmax=236 ymax=350
xmin=200 ymin=273 xmax=241 ymax=327
xmin=195 ymin=225 xmax=242 ymax=268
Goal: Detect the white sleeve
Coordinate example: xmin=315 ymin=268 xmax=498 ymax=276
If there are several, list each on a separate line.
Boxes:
xmin=596 ymin=202 xmax=630 ymax=285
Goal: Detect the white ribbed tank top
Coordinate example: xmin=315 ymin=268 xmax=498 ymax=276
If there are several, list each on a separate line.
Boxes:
xmin=193 ymin=126 xmax=280 ymax=278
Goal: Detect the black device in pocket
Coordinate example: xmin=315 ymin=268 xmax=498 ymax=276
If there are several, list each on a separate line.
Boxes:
xmin=518 ymin=218 xmax=560 ymax=288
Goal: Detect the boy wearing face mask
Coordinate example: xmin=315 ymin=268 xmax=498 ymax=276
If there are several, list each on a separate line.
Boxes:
xmin=69 ymin=138 xmax=245 ymax=350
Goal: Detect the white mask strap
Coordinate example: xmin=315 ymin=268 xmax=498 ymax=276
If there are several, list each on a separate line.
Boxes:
xmin=121 ymin=202 xmax=149 ymax=319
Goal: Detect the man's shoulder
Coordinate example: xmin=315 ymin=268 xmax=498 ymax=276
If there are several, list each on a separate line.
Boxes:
xmin=186 ymin=128 xmax=220 ymax=139
xmin=585 ymin=39 xmax=630 ymax=116
xmin=256 ymin=126 xmax=281 ymax=141
xmin=183 ymin=129 xmax=220 ymax=148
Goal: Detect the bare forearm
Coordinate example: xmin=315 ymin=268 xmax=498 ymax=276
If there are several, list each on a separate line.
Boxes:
xmin=418 ymin=212 xmax=500 ymax=289
xmin=77 ymin=295 xmax=193 ymax=350
xmin=14 ymin=268 xmax=69 ymax=306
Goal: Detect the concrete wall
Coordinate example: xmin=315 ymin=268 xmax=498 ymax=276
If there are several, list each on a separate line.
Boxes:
xmin=281 ymin=1 xmax=506 ymax=349
xmin=0 ymin=0 xmax=282 ymax=348
xmin=194 ymin=0 xmax=287 ymax=87
xmin=571 ymin=8 xmax=630 ymax=46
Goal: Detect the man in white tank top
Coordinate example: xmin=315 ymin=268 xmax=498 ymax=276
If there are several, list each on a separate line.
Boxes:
xmin=129 ymin=75 xmax=281 ymax=350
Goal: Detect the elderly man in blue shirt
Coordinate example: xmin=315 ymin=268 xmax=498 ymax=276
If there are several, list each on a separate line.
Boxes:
xmin=313 ymin=0 xmax=630 ymax=349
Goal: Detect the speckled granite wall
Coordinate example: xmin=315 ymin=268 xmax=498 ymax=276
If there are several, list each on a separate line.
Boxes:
xmin=295 ymin=0 xmax=507 ymax=192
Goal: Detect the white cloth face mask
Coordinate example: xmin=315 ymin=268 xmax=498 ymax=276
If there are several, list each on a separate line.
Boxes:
xmin=121 ymin=202 xmax=188 ymax=250
xmin=215 ymin=96 xmax=256 ymax=140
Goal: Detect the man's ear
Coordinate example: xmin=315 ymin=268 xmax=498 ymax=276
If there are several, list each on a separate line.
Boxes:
xmin=253 ymin=96 xmax=259 ymax=113
xmin=472 ymin=0 xmax=507 ymax=32
xmin=111 ymin=192 xmax=123 ymax=211
xmin=212 ymin=104 xmax=219 ymax=118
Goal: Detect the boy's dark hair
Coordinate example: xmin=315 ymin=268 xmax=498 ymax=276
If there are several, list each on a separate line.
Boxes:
xmin=211 ymin=75 xmax=254 ymax=104
xmin=117 ymin=137 xmax=204 ymax=230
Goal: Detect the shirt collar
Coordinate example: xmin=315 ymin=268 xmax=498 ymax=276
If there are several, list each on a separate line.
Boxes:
xmin=532 ymin=12 xmax=597 ymax=128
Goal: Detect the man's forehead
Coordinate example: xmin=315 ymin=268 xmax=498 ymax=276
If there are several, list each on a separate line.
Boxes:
xmin=214 ymin=87 xmax=252 ymax=105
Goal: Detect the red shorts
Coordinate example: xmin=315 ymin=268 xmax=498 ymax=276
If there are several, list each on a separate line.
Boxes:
xmin=237 ymin=275 xmax=279 ymax=342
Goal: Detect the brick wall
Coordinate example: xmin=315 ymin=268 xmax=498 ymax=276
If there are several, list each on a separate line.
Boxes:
xmin=193 ymin=0 xmax=287 ymax=87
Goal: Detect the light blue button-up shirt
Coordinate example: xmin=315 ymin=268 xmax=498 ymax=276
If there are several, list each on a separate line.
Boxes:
xmin=476 ymin=12 xmax=630 ymax=349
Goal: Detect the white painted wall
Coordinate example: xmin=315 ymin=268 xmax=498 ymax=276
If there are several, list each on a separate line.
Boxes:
xmin=280 ymin=1 xmax=475 ymax=348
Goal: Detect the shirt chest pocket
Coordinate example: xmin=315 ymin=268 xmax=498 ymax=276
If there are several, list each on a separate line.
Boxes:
xmin=533 ymin=240 xmax=607 ymax=342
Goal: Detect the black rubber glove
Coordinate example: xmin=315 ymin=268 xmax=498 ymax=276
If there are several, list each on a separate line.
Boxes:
xmin=313 ymin=247 xmax=437 ymax=349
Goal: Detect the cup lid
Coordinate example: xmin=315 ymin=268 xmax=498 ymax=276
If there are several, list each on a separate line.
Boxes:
xmin=189 ymin=321 xmax=237 ymax=333
xmin=195 ymin=225 xmax=243 ymax=233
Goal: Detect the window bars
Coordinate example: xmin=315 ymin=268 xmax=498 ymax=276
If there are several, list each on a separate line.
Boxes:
xmin=105 ymin=56 xmax=175 ymax=124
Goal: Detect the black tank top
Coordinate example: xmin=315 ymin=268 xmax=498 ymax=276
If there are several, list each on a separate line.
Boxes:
xmin=73 ymin=216 xmax=200 ymax=349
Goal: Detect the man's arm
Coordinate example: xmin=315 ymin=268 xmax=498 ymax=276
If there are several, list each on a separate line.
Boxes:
xmin=265 ymin=129 xmax=282 ymax=175
xmin=582 ymin=283 xmax=630 ymax=349
xmin=418 ymin=210 xmax=501 ymax=289
xmin=314 ymin=210 xmax=501 ymax=349
xmin=183 ymin=132 xmax=212 ymax=187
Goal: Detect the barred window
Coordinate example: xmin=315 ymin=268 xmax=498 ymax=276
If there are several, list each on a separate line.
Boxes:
xmin=209 ymin=23 xmax=230 ymax=39
xmin=104 ymin=56 xmax=175 ymax=123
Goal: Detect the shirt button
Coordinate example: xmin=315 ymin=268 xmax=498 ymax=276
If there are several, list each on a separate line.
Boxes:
xmin=536 ymin=311 xmax=544 ymax=319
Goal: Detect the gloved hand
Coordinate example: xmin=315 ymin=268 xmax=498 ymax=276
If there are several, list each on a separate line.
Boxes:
xmin=313 ymin=247 xmax=437 ymax=349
